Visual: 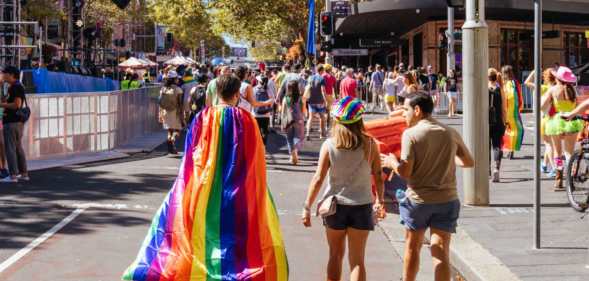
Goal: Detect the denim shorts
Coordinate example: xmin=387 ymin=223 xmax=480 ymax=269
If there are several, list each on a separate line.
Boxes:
xmin=323 ymin=204 xmax=375 ymax=231
xmin=309 ymin=103 xmax=327 ymax=114
xmin=399 ymin=198 xmax=460 ymax=233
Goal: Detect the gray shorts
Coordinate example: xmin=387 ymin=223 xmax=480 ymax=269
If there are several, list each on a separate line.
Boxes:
xmin=399 ymin=198 xmax=460 ymax=233
xmin=323 ymin=204 xmax=375 ymax=231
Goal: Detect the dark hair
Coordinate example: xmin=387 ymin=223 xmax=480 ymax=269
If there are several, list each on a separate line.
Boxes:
xmin=216 ymin=74 xmax=242 ymax=101
xmin=286 ymin=80 xmax=300 ymax=105
xmin=501 ymin=65 xmax=514 ymax=80
xmin=235 ymin=66 xmax=248 ymax=81
xmin=197 ymin=74 xmax=209 ymax=84
xmin=259 ymin=75 xmax=269 ymax=91
xmin=294 ymin=63 xmax=303 ymax=71
xmin=564 ymin=84 xmax=577 ymax=102
xmin=407 ymin=92 xmax=434 ymax=115
xmin=165 ymin=78 xmax=176 ymax=87
xmin=131 ymin=73 xmax=139 ymax=81
xmin=2 ymin=65 xmax=19 ymax=78
xmin=317 ymin=64 xmax=325 ymax=73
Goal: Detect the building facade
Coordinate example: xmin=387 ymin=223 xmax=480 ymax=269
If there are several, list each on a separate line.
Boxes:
xmin=334 ymin=0 xmax=589 ymax=77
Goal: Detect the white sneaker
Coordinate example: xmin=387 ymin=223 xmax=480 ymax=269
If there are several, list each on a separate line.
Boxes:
xmin=17 ymin=175 xmax=30 ymax=181
xmin=0 ymin=176 xmax=18 ymax=183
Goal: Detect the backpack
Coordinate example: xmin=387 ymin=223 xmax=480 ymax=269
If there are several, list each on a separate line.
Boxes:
xmin=254 ymin=86 xmax=273 ymax=115
xmin=489 ymin=86 xmax=498 ymax=126
xmin=158 ymin=86 xmax=181 ymax=111
xmin=281 ymin=96 xmax=299 ymax=130
xmin=189 ymin=85 xmax=206 ymax=113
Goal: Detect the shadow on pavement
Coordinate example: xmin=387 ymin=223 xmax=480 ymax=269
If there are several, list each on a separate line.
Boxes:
xmin=0 ymin=133 xmax=187 ymax=250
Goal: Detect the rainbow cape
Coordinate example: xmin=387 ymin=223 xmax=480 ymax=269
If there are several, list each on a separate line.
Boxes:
xmin=502 ymin=80 xmax=524 ymax=152
xmin=123 ymin=106 xmax=289 ymax=281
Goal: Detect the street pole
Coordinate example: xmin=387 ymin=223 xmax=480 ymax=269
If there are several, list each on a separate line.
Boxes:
xmin=447 ymin=7 xmax=455 ymax=76
xmin=462 ymin=0 xmax=489 ymax=205
xmin=325 ymin=0 xmax=333 ymax=65
xmin=533 ymin=0 xmax=542 ymax=250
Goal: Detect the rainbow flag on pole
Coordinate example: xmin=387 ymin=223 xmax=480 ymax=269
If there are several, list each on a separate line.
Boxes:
xmin=123 ymin=106 xmax=289 ymax=281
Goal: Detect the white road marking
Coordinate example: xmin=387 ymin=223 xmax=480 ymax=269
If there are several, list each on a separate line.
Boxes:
xmin=0 ymin=208 xmax=86 ymax=274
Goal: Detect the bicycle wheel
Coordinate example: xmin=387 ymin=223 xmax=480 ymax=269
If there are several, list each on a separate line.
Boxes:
xmin=566 ymin=150 xmax=589 ymax=212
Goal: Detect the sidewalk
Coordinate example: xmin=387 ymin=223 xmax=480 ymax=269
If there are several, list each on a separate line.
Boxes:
xmin=27 ymin=132 xmax=167 ymax=172
xmin=380 ymin=113 xmax=589 ymax=281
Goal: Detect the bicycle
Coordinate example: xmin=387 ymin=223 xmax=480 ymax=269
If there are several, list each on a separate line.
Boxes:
xmin=565 ymin=114 xmax=589 ymax=212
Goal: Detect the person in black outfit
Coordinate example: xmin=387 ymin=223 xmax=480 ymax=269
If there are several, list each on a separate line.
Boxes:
xmin=0 ymin=66 xmax=28 ymax=183
xmin=488 ymin=68 xmax=505 ymax=182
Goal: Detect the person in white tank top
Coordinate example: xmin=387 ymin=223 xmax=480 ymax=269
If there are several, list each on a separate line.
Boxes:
xmin=235 ymin=66 xmax=272 ymax=113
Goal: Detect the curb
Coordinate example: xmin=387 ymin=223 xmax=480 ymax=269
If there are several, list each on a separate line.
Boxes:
xmin=450 ymin=228 xmax=522 ymax=281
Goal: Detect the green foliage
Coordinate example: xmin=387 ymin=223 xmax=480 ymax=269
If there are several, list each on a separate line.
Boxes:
xmin=22 ymin=0 xmax=62 ymax=20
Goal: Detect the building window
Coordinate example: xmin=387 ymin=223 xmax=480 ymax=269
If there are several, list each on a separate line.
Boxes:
xmin=565 ymin=32 xmax=589 ymax=68
xmin=500 ymin=29 xmax=533 ymax=78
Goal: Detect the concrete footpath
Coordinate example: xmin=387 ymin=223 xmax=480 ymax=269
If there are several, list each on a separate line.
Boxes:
xmin=430 ymin=113 xmax=589 ymax=281
xmin=27 ymin=132 xmax=167 ymax=172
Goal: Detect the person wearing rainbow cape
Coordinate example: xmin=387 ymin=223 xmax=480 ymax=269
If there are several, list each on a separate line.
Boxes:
xmin=122 ymin=74 xmax=289 ymax=281
xmin=501 ymin=65 xmax=524 ymax=159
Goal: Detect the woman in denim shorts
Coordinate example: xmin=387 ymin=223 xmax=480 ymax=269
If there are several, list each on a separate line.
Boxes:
xmin=302 ymin=97 xmax=386 ymax=281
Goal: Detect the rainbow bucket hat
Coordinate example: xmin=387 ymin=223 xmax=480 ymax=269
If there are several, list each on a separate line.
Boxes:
xmin=331 ymin=97 xmax=366 ymax=124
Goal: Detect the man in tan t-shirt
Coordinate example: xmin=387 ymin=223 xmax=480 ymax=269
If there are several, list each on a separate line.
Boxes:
xmin=381 ymin=92 xmax=474 ymax=281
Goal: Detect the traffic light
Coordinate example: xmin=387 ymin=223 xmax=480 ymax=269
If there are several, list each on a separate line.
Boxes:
xmin=320 ymin=12 xmax=333 ymax=37
xmin=446 ymin=0 xmax=465 ymax=8
xmin=111 ymin=0 xmax=131 ymax=9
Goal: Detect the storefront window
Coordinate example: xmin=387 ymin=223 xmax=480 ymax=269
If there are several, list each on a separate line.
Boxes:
xmin=500 ymin=29 xmax=533 ymax=78
xmin=566 ymin=32 xmax=589 ymax=68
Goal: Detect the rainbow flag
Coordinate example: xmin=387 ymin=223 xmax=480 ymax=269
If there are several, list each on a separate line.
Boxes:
xmin=123 ymin=106 xmax=289 ymax=281
xmin=502 ymin=80 xmax=524 ymax=152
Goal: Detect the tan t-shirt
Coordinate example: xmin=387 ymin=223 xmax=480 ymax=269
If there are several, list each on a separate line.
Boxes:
xmin=401 ymin=118 xmax=463 ymax=204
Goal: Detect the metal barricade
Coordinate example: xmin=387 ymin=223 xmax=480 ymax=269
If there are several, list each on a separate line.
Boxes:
xmin=23 ymin=87 xmax=161 ymax=160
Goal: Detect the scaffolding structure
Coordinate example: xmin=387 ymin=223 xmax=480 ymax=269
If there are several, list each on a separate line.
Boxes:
xmin=0 ymin=0 xmax=20 ymax=67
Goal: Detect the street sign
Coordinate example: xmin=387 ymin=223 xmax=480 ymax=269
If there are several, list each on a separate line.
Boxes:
xmin=359 ymin=38 xmax=393 ymax=48
xmin=332 ymin=49 xmax=368 ymax=56
xmin=332 ymin=0 xmax=352 ymax=17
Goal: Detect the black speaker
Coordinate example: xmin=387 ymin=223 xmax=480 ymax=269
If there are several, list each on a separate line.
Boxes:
xmin=111 ymin=0 xmax=130 ymax=9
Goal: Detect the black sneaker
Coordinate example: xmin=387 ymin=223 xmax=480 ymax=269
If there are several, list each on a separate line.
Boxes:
xmin=0 ymin=169 xmax=8 ymax=178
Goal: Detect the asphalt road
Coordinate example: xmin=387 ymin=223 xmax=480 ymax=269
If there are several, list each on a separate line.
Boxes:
xmin=0 ymin=122 xmax=402 ymax=281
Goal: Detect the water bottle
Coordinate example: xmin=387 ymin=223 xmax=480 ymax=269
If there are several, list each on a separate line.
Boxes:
xmin=395 ymin=189 xmax=406 ymax=202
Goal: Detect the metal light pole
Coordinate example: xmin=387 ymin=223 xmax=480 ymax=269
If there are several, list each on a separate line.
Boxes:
xmin=533 ymin=0 xmax=542 ymax=250
xmin=462 ymin=0 xmax=489 ymax=205
xmin=447 ymin=6 xmax=455 ymax=76
xmin=325 ymin=0 xmax=333 ymax=65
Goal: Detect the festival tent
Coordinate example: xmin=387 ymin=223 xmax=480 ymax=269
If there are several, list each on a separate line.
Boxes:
xmin=119 ymin=57 xmax=149 ymax=69
xmin=164 ymin=56 xmax=190 ymax=66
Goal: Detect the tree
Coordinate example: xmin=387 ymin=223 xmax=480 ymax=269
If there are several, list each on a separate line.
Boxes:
xmin=209 ymin=0 xmax=324 ymax=60
xmin=148 ymin=0 xmax=226 ymax=53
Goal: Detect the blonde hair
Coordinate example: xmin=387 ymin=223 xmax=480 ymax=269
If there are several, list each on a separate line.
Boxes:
xmin=543 ymin=69 xmax=556 ymax=86
xmin=331 ymin=120 xmax=372 ymax=159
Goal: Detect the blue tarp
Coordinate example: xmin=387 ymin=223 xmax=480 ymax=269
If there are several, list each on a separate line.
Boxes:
xmin=27 ymin=68 xmax=119 ymax=93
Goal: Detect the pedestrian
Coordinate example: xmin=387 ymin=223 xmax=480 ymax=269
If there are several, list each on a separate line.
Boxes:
xmin=369 ymin=64 xmax=385 ymax=111
xmin=0 ymin=66 xmax=29 ymax=183
xmin=398 ymin=72 xmax=418 ymax=105
xmin=417 ymin=67 xmax=430 ymax=92
xmin=302 ymin=96 xmax=386 ymax=281
xmin=205 ymin=65 xmax=231 ymax=106
xmin=185 ymin=74 xmax=208 ymax=125
xmin=281 ymin=80 xmax=306 ymax=165
xmin=322 ymin=64 xmax=337 ymax=124
xmin=0 ymin=73 xmax=9 ymax=178
xmin=123 ymin=74 xmax=288 ymax=281
xmin=500 ymin=65 xmax=524 ymax=159
xmin=381 ymin=92 xmax=474 ymax=281
xmin=445 ymin=69 xmax=459 ymax=118
xmin=158 ymin=70 xmax=184 ymax=154
xmin=356 ymin=69 xmax=366 ymax=102
xmin=340 ymin=68 xmax=359 ymax=99
xmin=253 ymin=75 xmax=275 ymax=145
xmin=383 ymin=71 xmax=399 ymax=114
xmin=525 ymin=69 xmax=558 ymax=177
xmin=541 ymin=66 xmax=583 ymax=190
xmin=427 ymin=65 xmax=439 ymax=107
xmin=304 ymin=64 xmax=327 ymax=140
xmin=488 ymin=68 xmax=506 ymax=182
xmin=235 ymin=66 xmax=274 ymax=113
